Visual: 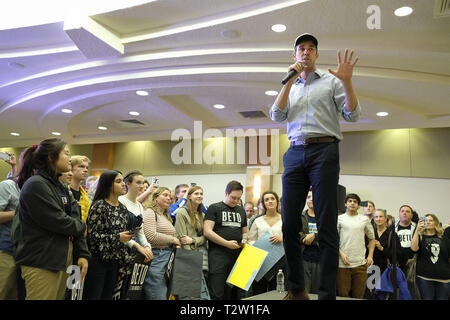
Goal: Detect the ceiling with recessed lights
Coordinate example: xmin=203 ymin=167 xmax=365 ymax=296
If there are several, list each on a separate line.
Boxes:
xmin=0 ymin=0 xmax=449 ymax=147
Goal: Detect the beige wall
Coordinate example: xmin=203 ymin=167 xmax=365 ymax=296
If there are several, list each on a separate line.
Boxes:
xmin=113 ymin=137 xmax=247 ymax=176
xmin=274 ymin=127 xmax=450 ymax=179
xmin=1 ymin=127 xmax=449 ymax=180
xmin=68 ymin=144 xmax=94 ymax=163
xmin=0 ymin=144 xmax=94 ymax=180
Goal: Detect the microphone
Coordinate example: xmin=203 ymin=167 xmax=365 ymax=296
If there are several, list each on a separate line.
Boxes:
xmin=281 ymin=62 xmax=304 ymax=85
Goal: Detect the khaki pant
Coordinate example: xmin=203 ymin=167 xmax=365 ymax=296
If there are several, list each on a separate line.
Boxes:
xmin=337 ymin=265 xmax=368 ymax=299
xmin=0 ymin=250 xmax=18 ymax=300
xmin=21 ymin=241 xmax=73 ymax=300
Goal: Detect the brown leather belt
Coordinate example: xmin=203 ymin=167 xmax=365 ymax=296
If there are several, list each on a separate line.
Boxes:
xmin=290 ymin=136 xmax=337 ymax=146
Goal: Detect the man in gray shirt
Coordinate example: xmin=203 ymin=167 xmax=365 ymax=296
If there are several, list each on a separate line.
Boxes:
xmin=270 ymin=33 xmax=361 ymax=300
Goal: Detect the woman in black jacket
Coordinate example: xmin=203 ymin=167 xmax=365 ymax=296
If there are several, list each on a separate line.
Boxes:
xmin=372 ymin=209 xmax=403 ymax=274
xmin=14 ymin=139 xmax=90 ymax=300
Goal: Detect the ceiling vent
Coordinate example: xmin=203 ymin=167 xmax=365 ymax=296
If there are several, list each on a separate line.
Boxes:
xmin=434 ymin=0 xmax=450 ymax=18
xmin=238 ymin=110 xmax=267 ymax=119
xmin=116 ymin=119 xmax=146 ymax=128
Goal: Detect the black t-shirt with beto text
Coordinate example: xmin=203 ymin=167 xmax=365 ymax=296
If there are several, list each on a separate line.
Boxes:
xmin=205 ymin=201 xmax=247 ymax=251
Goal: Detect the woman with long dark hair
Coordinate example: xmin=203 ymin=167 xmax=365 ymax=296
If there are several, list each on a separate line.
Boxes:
xmin=14 ymin=139 xmax=90 ymax=300
xmin=83 ymin=170 xmax=136 ymax=300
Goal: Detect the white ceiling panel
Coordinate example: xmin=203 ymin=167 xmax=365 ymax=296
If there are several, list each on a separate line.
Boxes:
xmin=0 ymin=0 xmax=449 ymax=147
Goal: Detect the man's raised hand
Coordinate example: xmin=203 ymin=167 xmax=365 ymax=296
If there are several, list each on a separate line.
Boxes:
xmin=328 ymin=48 xmax=358 ymax=82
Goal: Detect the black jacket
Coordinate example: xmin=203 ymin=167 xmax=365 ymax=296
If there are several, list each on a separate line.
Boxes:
xmin=372 ymin=226 xmax=403 ymax=273
xmin=14 ymin=169 xmax=90 ymax=272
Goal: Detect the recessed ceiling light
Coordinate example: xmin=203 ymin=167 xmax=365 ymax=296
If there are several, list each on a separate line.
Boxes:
xmin=98 ymin=126 xmax=108 ymax=130
xmin=213 ymin=104 xmax=225 ymax=109
xmin=376 ymin=112 xmax=389 ymax=117
xmin=51 ymin=132 xmax=61 ymax=136
xmin=10 ymin=132 xmax=20 ymax=136
xmin=136 ymin=90 xmax=149 ymax=96
xmin=271 ymin=24 xmax=286 ymax=32
xmin=61 ymin=108 xmax=72 ymax=114
xmin=394 ymin=6 xmax=413 ymax=17
xmin=265 ymin=90 xmax=278 ymax=96
xmin=129 ymin=111 xmax=140 ymax=116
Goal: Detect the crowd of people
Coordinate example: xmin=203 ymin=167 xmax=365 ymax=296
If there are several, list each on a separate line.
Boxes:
xmin=0 ymin=138 xmax=449 ymax=300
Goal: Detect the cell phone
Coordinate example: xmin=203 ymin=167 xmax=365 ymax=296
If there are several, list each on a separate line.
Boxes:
xmin=420 ymin=216 xmax=426 ymax=226
xmin=152 ymin=177 xmax=159 ymax=184
xmin=190 ymin=182 xmax=197 ymax=187
xmin=129 ymin=226 xmax=142 ymax=233
xmin=0 ymin=152 xmax=12 ymax=161
xmin=360 ymin=201 xmax=368 ymax=207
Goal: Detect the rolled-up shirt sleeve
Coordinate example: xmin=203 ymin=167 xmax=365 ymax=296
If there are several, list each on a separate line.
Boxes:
xmin=270 ymin=103 xmax=289 ymax=122
xmin=341 ymin=102 xmax=361 ymax=122
xmin=333 ymin=80 xmax=361 ymax=122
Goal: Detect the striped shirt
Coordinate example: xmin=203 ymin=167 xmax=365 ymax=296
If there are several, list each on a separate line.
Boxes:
xmin=143 ymin=207 xmax=176 ymax=249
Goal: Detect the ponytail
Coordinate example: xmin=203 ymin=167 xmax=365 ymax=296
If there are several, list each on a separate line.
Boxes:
xmin=17 ymin=145 xmax=38 ymax=189
xmin=16 ymin=139 xmax=66 ymax=189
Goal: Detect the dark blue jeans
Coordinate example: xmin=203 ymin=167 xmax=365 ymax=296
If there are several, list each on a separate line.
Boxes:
xmin=281 ymin=142 xmax=340 ymax=300
xmin=142 ymin=248 xmax=172 ymax=300
xmin=416 ymin=276 xmax=450 ymax=300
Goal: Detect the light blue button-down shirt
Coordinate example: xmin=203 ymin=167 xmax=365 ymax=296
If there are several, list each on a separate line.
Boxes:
xmin=270 ymin=70 xmax=361 ymax=141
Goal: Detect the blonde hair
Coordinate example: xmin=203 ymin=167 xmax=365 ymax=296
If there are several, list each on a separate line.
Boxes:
xmin=185 ymin=186 xmax=204 ymax=231
xmin=421 ymin=214 xmax=444 ymax=237
xmin=142 ymin=186 xmax=172 ymax=223
xmin=70 ymin=155 xmax=90 ymax=167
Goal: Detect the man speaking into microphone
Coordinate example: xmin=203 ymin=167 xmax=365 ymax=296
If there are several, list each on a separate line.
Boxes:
xmin=270 ymin=33 xmax=361 ymax=300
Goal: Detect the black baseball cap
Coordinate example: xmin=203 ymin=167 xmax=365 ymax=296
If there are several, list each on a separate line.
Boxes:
xmin=294 ymin=33 xmax=318 ymax=49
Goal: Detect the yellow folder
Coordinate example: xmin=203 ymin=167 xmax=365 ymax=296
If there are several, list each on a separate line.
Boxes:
xmin=226 ymin=244 xmax=268 ymax=291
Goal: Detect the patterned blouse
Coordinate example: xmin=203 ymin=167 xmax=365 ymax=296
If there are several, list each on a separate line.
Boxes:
xmin=86 ymin=199 xmax=135 ymax=276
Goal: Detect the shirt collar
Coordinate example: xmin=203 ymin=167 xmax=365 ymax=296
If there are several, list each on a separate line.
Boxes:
xmin=295 ymin=69 xmax=324 ymax=85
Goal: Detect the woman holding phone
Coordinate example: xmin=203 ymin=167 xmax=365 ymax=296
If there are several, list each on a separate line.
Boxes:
xmin=411 ymin=213 xmax=450 ymax=300
xmin=119 ymin=170 xmax=153 ymax=263
xmin=83 ymin=170 xmax=136 ymax=300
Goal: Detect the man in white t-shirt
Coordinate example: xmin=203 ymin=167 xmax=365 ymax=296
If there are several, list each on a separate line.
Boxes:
xmin=337 ymin=193 xmax=375 ymax=299
xmin=119 ymin=171 xmax=153 ymax=263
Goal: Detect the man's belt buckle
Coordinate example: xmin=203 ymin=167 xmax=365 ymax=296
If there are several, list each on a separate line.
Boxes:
xmin=291 ymin=138 xmax=307 ymax=146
